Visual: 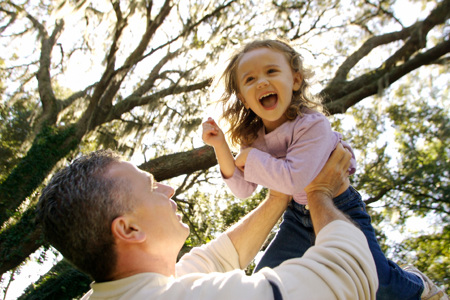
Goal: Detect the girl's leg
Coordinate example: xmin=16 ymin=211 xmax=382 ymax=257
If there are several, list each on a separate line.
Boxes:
xmin=335 ymin=186 xmax=424 ymax=300
xmin=254 ymin=201 xmax=314 ymax=272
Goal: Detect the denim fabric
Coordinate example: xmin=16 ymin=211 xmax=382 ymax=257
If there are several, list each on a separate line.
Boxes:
xmin=254 ymin=186 xmax=424 ymax=300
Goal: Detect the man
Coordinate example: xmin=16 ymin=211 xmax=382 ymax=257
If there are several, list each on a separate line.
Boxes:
xmin=36 ymin=144 xmax=378 ymax=299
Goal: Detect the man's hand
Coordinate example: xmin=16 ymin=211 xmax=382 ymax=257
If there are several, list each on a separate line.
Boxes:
xmin=304 ymin=143 xmax=351 ymax=199
xmin=268 ymin=189 xmax=292 ymax=207
xmin=305 ymin=143 xmax=353 ymax=235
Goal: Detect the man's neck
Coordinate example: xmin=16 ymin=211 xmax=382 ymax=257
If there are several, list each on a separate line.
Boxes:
xmin=111 ymin=248 xmax=178 ymax=280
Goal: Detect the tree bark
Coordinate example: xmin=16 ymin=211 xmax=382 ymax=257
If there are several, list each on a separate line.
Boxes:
xmin=140 ymin=145 xmax=217 ymax=181
xmin=0 ymin=126 xmax=80 ymax=225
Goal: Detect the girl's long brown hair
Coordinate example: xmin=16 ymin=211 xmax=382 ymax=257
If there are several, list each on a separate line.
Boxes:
xmin=219 ymin=39 xmax=324 ymax=147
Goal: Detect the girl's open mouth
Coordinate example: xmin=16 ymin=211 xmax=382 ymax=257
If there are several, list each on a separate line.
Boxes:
xmin=259 ymin=93 xmax=278 ymax=109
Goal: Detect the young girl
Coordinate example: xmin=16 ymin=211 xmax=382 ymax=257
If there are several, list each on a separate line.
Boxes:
xmin=202 ymin=39 xmax=442 ymax=300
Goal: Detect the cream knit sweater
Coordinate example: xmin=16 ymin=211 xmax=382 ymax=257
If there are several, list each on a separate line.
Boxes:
xmin=82 ymin=220 xmax=378 ymax=300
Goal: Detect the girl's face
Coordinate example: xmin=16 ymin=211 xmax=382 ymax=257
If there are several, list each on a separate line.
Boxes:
xmin=236 ymin=47 xmax=302 ymax=133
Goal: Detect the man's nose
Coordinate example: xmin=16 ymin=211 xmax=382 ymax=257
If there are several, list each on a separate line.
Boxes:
xmin=156 ymin=183 xmax=175 ymax=198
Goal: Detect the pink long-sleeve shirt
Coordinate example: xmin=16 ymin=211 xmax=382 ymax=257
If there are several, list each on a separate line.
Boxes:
xmin=224 ymin=109 xmax=356 ymax=205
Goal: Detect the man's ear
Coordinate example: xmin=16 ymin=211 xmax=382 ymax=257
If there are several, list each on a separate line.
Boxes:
xmin=238 ymin=94 xmax=249 ymax=109
xmin=293 ymin=72 xmax=303 ymax=91
xmin=111 ymin=216 xmax=146 ymax=243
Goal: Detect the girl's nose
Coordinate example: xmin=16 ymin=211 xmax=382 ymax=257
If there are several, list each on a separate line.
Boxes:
xmin=257 ymin=78 xmax=269 ymax=89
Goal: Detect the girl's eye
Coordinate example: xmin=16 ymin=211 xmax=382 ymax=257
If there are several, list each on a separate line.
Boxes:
xmin=268 ymin=69 xmax=277 ymax=74
xmin=244 ymin=76 xmax=254 ymax=83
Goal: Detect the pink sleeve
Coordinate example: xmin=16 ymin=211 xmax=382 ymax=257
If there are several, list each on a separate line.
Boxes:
xmin=244 ymin=115 xmax=337 ymax=195
xmin=223 ymin=166 xmax=258 ymax=199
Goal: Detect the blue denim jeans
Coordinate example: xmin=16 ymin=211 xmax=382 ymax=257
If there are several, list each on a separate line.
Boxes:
xmin=254 ymin=186 xmax=424 ymax=300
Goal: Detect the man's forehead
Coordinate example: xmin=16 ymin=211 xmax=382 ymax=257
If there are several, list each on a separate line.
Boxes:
xmin=105 ymin=160 xmax=138 ymax=178
xmin=104 ymin=160 xmax=156 ymax=184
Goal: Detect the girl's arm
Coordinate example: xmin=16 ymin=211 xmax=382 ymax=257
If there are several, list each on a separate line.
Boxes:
xmin=202 ymin=118 xmax=235 ymax=178
xmin=234 ymin=147 xmax=252 ymax=172
xmin=243 ymin=114 xmax=338 ymax=195
xmin=202 ymin=118 xmax=257 ymax=198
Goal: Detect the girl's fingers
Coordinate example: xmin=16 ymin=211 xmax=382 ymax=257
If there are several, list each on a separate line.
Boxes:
xmin=203 ymin=123 xmax=217 ymax=133
xmin=203 ymin=119 xmax=218 ymax=129
xmin=205 ymin=117 xmax=216 ymax=126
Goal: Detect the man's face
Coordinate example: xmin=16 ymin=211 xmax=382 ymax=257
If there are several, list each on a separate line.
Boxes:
xmin=107 ymin=161 xmax=189 ymax=252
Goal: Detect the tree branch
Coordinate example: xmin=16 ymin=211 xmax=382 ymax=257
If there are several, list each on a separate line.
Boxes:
xmin=59 ymin=83 xmax=97 ymax=110
xmin=32 ymin=16 xmax=64 ymax=127
xmin=139 ymin=145 xmax=217 ymax=182
xmin=0 ymin=6 xmax=17 ymax=35
xmin=332 ymin=26 xmax=413 ymax=83
xmin=86 ymin=1 xmax=128 ymax=112
xmin=325 ymin=39 xmax=450 ymax=114
xmin=364 ymin=187 xmax=391 ymax=205
xmin=130 ymin=49 xmax=181 ymax=98
xmin=0 ymin=208 xmax=42 ymax=276
xmin=383 ymin=0 xmax=450 ymax=70
xmin=110 ymin=78 xmax=211 ymax=122
xmin=323 ymin=0 xmax=449 ymax=110
xmin=80 ymin=1 xmax=173 ymax=133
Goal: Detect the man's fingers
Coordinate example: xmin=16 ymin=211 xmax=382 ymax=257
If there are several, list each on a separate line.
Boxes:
xmin=343 ymin=150 xmax=352 ymax=171
xmin=304 ymin=143 xmax=350 ymax=197
xmin=332 ymin=143 xmax=351 ymax=171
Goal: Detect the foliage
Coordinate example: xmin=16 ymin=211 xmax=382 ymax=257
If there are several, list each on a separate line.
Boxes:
xmin=331 ymin=66 xmax=449 ymax=289
xmin=394 ymin=225 xmax=450 ymax=291
xmin=178 ymin=180 xmax=266 ymax=274
xmin=174 ymin=168 xmax=265 ymax=258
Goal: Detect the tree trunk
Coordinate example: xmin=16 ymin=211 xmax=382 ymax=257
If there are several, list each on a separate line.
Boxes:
xmin=18 ymin=259 xmax=91 ymax=300
xmin=0 ymin=126 xmax=80 ymax=225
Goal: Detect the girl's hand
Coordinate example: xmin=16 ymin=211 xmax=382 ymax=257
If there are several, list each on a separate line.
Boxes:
xmin=202 ymin=117 xmax=226 ymax=148
xmin=235 ymin=147 xmax=253 ymax=172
